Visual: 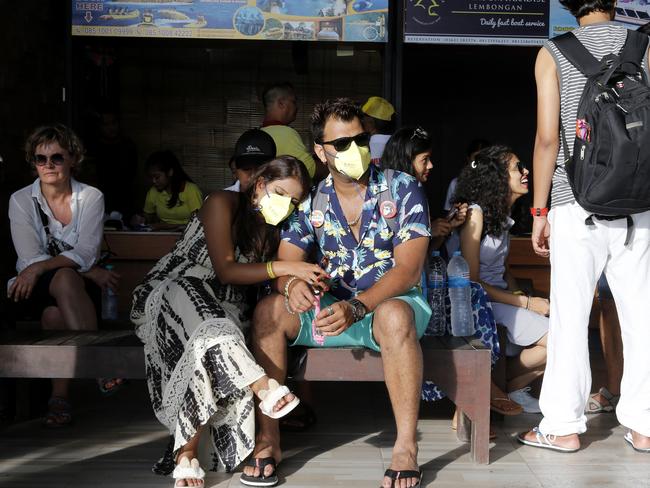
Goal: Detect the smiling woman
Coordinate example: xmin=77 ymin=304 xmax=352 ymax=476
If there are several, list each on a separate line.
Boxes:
xmin=452 ymin=145 xmax=549 ymax=413
xmin=7 ymin=123 xmax=125 ymax=427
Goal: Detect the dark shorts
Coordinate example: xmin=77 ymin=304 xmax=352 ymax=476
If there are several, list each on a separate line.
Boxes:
xmin=11 ymin=268 xmax=101 ymax=321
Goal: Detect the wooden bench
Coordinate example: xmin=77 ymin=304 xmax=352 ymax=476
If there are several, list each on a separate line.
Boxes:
xmin=0 ymin=329 xmax=492 ymax=464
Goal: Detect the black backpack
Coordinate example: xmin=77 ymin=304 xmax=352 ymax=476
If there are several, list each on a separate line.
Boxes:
xmin=553 ymin=30 xmax=650 ymax=240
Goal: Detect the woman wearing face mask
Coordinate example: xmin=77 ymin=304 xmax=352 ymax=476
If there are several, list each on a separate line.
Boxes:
xmin=132 ymin=150 xmax=203 ymax=230
xmin=454 ymin=145 xmax=549 ymax=413
xmin=131 ymin=156 xmax=328 ymax=487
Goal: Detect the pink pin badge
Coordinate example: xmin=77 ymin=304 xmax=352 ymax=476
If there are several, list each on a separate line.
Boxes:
xmin=380 ymin=201 xmax=397 ymax=219
xmin=311 ymin=210 xmax=325 ymax=228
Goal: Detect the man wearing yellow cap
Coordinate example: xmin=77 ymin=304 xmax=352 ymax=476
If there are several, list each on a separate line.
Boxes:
xmin=361 ymin=96 xmax=396 ymax=165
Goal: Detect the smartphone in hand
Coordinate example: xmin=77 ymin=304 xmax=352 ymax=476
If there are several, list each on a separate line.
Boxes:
xmin=446 ymin=207 xmax=459 ymax=222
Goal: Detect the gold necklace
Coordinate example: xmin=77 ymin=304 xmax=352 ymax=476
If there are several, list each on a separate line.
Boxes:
xmin=347 ymin=210 xmax=363 ymax=227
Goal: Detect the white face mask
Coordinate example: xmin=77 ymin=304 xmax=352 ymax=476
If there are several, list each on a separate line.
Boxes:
xmin=257 ymin=190 xmax=295 ymax=226
xmin=332 ymin=141 xmax=371 ymax=180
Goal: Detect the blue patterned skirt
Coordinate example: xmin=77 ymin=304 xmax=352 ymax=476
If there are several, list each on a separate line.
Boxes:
xmin=421 ymin=282 xmax=500 ymax=402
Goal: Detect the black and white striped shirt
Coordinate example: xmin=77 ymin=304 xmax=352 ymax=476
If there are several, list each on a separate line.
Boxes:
xmin=544 ymin=21 xmax=649 ymax=208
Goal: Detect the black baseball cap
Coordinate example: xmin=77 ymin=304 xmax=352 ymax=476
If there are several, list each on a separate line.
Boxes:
xmin=233 ymin=129 xmax=276 ymax=169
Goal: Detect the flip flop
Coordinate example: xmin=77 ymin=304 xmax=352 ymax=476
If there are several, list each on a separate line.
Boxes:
xmin=172 ymin=457 xmax=205 ymax=487
xmin=258 ymin=379 xmax=300 ymax=420
xmin=383 ymin=468 xmax=422 ymax=488
xmin=624 ymin=431 xmax=650 ymax=453
xmin=240 ymin=457 xmax=278 ymax=487
xmin=517 ymin=427 xmax=579 ymax=453
xmin=490 ymin=397 xmax=523 ymax=416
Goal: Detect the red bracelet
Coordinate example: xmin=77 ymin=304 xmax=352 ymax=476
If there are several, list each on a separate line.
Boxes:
xmin=530 ymin=207 xmax=549 ymax=217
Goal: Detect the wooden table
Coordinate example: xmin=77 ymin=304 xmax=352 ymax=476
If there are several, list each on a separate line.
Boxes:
xmin=507 ymin=236 xmax=550 ymax=297
xmin=103 ymin=231 xmax=181 ymax=316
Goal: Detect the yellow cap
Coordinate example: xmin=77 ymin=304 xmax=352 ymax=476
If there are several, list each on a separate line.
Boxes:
xmin=361 ymin=96 xmax=395 ymax=121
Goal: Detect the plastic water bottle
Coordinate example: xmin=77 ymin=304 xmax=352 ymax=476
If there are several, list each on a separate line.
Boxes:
xmin=101 ymin=264 xmax=118 ymax=321
xmin=426 ymin=250 xmax=447 ymax=335
xmin=447 ymin=251 xmax=474 ymax=336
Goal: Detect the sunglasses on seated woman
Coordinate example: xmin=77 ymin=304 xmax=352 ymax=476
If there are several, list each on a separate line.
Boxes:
xmin=318 ymin=132 xmax=371 ymax=152
xmin=34 ymin=153 xmax=66 ymax=166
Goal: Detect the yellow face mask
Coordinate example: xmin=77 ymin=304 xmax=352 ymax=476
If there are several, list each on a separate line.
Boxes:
xmin=333 ymin=141 xmax=371 ymax=180
xmin=258 ymin=191 xmax=295 ymax=226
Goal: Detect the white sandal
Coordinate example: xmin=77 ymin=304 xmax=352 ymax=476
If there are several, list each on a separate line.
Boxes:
xmin=172 ymin=457 xmax=205 ymax=487
xmin=517 ymin=427 xmax=579 ymax=453
xmin=258 ymin=379 xmax=300 ymax=420
xmin=624 ymin=431 xmax=650 ymax=453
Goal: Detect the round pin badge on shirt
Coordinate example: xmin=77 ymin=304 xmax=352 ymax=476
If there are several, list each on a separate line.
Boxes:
xmin=311 ymin=210 xmax=325 ymax=228
xmin=380 ymin=201 xmax=397 ymax=219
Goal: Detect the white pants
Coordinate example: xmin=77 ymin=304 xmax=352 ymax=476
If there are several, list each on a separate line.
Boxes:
xmin=538 ymin=203 xmax=650 ymax=436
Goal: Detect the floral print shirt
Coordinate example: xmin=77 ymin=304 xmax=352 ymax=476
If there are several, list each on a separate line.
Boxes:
xmin=281 ymin=165 xmax=431 ymax=301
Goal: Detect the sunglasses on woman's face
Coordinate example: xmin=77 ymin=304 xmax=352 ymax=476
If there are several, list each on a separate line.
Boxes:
xmin=34 ymin=153 xmax=66 ymax=166
xmin=318 ymin=132 xmax=371 ymax=152
xmin=516 ymin=161 xmax=527 ymax=174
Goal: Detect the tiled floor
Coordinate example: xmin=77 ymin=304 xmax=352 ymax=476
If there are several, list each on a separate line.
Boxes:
xmin=0 ymin=376 xmax=648 ymax=488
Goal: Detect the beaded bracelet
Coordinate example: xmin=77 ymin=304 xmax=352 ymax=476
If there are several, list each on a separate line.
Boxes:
xmin=266 ymin=261 xmax=276 ymax=279
xmin=283 ymin=276 xmax=299 ymax=315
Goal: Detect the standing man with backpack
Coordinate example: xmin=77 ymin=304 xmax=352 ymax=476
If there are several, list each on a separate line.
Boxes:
xmin=519 ymin=0 xmax=650 ymax=452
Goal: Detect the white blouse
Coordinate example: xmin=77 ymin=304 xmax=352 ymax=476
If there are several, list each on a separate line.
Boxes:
xmin=9 ymin=178 xmax=104 ymax=275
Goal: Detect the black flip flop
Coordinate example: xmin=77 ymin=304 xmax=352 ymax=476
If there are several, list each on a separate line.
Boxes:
xmin=240 ymin=457 xmax=278 ymax=487
xmin=383 ymin=468 xmax=422 ymax=488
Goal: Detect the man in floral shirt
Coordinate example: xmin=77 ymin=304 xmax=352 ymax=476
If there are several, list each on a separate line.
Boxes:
xmin=244 ymin=99 xmax=431 ymax=488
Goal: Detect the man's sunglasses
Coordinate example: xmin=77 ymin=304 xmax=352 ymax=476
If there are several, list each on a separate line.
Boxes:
xmin=34 ymin=154 xmax=66 ymax=166
xmin=318 ymin=132 xmax=370 ymax=152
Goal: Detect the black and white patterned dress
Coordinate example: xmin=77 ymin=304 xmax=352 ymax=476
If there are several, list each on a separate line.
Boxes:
xmin=131 ymin=214 xmax=265 ymax=474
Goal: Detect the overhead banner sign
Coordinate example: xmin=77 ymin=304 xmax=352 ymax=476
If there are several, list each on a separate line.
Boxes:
xmin=71 ymin=0 xmax=389 ymax=42
xmin=404 ymin=0 xmax=549 ymax=45
xmin=550 ymin=0 xmax=649 ymax=38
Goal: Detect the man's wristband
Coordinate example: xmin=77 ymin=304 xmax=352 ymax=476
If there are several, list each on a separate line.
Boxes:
xmin=530 ymin=207 xmax=549 ymax=217
xmin=347 ymin=298 xmax=368 ymax=323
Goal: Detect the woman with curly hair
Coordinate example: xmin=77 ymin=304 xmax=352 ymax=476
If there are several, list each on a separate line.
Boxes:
xmin=454 ymin=145 xmax=549 ymax=413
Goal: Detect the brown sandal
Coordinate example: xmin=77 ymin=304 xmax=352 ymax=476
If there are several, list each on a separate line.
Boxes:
xmin=490 ymin=397 xmax=523 ymax=416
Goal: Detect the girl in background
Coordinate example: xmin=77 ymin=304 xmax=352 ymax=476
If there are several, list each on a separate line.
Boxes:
xmin=133 ymin=150 xmax=203 ymax=230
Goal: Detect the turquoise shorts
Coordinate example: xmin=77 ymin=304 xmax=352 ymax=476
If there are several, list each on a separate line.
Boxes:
xmin=291 ymin=287 xmax=432 ymax=352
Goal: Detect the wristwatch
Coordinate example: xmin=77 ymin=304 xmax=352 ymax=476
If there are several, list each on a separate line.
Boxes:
xmin=347 ymin=298 xmax=368 ymax=323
